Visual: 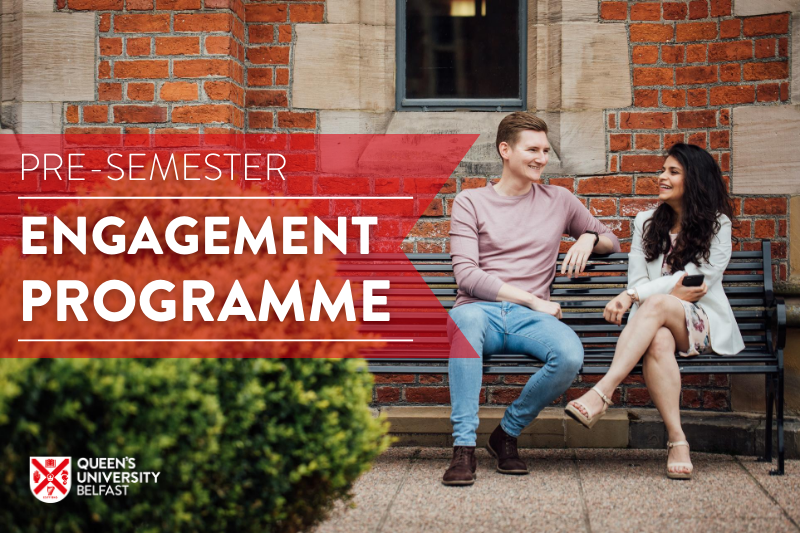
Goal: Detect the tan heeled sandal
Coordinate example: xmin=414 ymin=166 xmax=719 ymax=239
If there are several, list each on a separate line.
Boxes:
xmin=666 ymin=441 xmax=693 ymax=480
xmin=565 ymin=387 xmax=613 ymax=429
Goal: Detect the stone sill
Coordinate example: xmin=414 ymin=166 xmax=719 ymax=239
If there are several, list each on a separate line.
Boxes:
xmin=372 ymin=406 xmax=799 ymax=459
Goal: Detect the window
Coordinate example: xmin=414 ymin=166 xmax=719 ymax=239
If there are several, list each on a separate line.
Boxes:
xmin=397 ymin=0 xmax=527 ymax=111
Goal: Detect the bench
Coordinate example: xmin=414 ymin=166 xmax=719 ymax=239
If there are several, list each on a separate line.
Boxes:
xmin=353 ymin=242 xmax=786 ymax=475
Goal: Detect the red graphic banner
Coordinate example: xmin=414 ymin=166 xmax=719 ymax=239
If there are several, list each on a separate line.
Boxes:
xmin=0 ymin=134 xmax=479 ymax=359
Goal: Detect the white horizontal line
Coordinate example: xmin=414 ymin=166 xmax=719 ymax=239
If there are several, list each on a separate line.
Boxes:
xmin=18 ymin=196 xmax=414 ymax=200
xmin=18 ymin=338 xmax=413 ymax=343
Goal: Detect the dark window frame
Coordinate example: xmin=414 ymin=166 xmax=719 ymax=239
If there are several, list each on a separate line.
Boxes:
xmin=396 ymin=0 xmax=527 ymax=111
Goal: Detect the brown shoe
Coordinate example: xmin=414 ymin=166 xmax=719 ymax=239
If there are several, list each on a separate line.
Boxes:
xmin=442 ymin=446 xmax=477 ymax=486
xmin=486 ymin=424 xmax=528 ymax=475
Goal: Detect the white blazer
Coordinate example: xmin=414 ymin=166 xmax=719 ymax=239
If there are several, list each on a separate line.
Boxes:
xmin=627 ymin=209 xmax=745 ymax=356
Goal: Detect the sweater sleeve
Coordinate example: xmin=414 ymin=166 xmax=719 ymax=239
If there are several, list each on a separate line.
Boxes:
xmin=563 ymin=190 xmax=621 ymax=252
xmin=449 ymin=193 xmax=505 ymax=301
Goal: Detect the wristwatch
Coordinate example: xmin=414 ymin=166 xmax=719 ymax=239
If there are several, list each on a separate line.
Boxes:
xmin=626 ymin=288 xmax=639 ymax=302
xmin=584 ymin=231 xmax=600 ymax=247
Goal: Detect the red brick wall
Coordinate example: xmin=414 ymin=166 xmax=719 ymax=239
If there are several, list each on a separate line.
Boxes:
xmin=374 ymin=372 xmax=733 ymax=410
xmin=58 ymin=0 xmax=322 ymax=134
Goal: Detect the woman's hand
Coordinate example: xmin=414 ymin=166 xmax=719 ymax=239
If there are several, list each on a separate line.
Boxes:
xmin=561 ymin=234 xmax=596 ymax=278
xmin=530 ymin=295 xmax=563 ymax=319
xmin=604 ymin=291 xmax=633 ymax=325
xmin=670 ymin=274 xmax=708 ymax=302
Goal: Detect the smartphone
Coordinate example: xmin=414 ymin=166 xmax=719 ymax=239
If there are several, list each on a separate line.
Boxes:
xmin=682 ymin=274 xmax=705 ymax=287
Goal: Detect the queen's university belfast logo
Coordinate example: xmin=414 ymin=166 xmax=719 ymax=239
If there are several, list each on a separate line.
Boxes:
xmin=30 ymin=457 xmax=71 ymax=503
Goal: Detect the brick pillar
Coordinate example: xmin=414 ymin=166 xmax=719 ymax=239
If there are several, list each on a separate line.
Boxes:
xmin=60 ymin=0 xmax=247 ymax=134
xmin=243 ymin=1 xmax=321 ymax=131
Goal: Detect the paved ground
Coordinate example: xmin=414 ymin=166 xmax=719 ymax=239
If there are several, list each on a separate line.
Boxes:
xmin=315 ymin=448 xmax=800 ymax=533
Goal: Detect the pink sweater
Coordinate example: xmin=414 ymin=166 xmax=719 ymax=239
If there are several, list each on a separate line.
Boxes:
xmin=450 ymin=183 xmax=621 ymax=308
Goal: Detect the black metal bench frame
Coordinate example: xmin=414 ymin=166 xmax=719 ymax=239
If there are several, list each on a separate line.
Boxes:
xmin=362 ymin=241 xmax=786 ymax=475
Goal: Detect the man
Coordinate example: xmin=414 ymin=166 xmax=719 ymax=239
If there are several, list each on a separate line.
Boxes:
xmin=443 ymin=112 xmax=620 ymax=486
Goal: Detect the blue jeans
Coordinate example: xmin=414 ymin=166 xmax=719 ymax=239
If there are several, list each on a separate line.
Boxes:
xmin=448 ymin=301 xmax=584 ymax=446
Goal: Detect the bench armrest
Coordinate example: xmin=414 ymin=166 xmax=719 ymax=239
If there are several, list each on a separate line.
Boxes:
xmin=772 ymin=297 xmax=786 ymax=352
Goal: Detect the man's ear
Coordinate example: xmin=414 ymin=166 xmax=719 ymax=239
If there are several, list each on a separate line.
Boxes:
xmin=498 ymin=141 xmax=510 ymax=161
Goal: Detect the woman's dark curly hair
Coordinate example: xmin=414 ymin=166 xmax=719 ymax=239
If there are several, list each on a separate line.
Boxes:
xmin=643 ymin=143 xmax=735 ymax=271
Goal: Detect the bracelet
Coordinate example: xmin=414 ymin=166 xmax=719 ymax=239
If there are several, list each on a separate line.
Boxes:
xmin=584 ymin=231 xmax=600 ymax=247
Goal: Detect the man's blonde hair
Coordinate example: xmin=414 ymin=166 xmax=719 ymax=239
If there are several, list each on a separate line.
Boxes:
xmin=495 ymin=112 xmax=548 ymax=157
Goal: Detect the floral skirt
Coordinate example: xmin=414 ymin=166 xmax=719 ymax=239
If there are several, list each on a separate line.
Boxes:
xmin=670 ymin=295 xmax=712 ymax=357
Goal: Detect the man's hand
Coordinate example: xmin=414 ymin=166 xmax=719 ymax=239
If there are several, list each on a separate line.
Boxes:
xmin=529 ymin=295 xmax=562 ymax=319
xmin=604 ymin=291 xmax=633 ymax=325
xmin=670 ymin=273 xmax=708 ymax=302
xmin=561 ymin=233 xmax=596 ymax=278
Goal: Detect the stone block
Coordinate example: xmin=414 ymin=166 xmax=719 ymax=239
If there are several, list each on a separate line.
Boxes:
xmin=328 ymin=0 xmax=394 ymax=26
xmin=732 ymin=0 xmax=800 ymax=16
xmin=0 ymin=128 xmax=22 ymax=170
xmin=565 ymin=408 xmax=628 ymax=448
xmin=530 ymin=0 xmax=599 ymax=24
xmin=358 ymin=24 xmax=394 ymax=112
xmin=12 ymin=101 xmax=61 ymax=133
xmin=15 ymin=12 xmax=95 ymax=103
xmin=379 ymin=405 xmax=569 ymax=448
xmin=4 ymin=0 xmax=57 ymax=14
xmin=384 ymin=111 xmax=500 ymax=155
xmin=794 ymin=13 xmax=800 ymax=101
xmin=360 ymin=0 xmax=394 ymax=27
xmin=786 ymin=327 xmax=800 ymax=415
xmin=293 ymin=24 xmax=393 ymax=111
xmin=1 ymin=13 xmax=21 ymax=103
xmin=683 ymin=413 xmax=760 ymax=455
xmin=319 ymin=110 xmax=393 ymax=134
xmin=560 ymin=23 xmax=631 ymax=110
xmin=326 ymin=0 xmax=359 ymax=24
xmin=392 ymin=434 xmax=452 ymax=447
xmin=792 ymin=197 xmax=800 ymax=277
xmin=732 ymin=105 xmax=800 ymax=194
xmin=557 ymin=110 xmax=606 ymax=175
xmin=378 ymin=406 xmax=453 ymax=433
xmin=293 ymin=25 xmax=360 ymax=110
xmin=628 ymin=410 xmax=668 ymax=449
xmin=318 ymin=111 xmax=393 ymax=173
xmin=529 ymin=22 xmax=562 ymax=111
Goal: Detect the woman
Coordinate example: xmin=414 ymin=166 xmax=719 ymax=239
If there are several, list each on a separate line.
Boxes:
xmin=565 ymin=143 xmax=744 ymax=480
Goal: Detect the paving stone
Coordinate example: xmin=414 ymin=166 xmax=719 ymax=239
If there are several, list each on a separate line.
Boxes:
xmin=314 ymin=448 xmax=416 ymax=533
xmin=740 ymin=456 xmax=800 ymax=526
xmin=385 ymin=448 xmax=586 ymax=532
xmin=315 ymin=448 xmax=800 ymax=532
xmin=576 ymin=449 xmax=791 ymax=532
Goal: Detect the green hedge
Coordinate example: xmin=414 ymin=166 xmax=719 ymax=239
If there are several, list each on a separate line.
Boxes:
xmin=0 ymin=358 xmax=390 ymax=533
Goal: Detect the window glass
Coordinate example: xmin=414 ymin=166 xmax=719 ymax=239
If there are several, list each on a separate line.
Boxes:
xmin=405 ymin=0 xmax=520 ymax=101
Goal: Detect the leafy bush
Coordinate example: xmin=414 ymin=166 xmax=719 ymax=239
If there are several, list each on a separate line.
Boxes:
xmin=0 ymin=357 xmax=389 ymax=532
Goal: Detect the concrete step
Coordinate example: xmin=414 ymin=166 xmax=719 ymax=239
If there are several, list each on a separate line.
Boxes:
xmin=372 ymin=406 xmax=800 ymax=459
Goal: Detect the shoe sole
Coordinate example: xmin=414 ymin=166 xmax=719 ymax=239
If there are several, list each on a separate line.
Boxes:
xmin=441 ymin=476 xmax=476 ymax=486
xmin=666 ymin=472 xmax=693 ymax=480
xmin=565 ymin=403 xmax=603 ymax=429
xmin=485 ymin=442 xmax=528 ymax=475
